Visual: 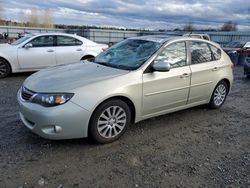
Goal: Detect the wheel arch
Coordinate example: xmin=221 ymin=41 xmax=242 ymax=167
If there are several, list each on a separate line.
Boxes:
xmin=220 ymin=78 xmax=231 ymax=92
xmin=87 ymin=95 xmax=136 ymax=136
xmin=81 ymin=54 xmax=95 ymax=60
xmin=207 ymin=78 xmax=231 ymax=106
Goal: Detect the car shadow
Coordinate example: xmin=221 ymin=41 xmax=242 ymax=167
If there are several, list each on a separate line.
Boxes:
xmin=22 ymin=105 xmax=208 ymax=148
xmin=9 ymin=72 xmax=35 ymax=78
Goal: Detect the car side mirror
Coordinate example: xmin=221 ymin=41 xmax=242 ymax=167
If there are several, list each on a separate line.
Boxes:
xmin=152 ymin=60 xmax=171 ymax=72
xmin=24 ymin=43 xmax=32 ymax=49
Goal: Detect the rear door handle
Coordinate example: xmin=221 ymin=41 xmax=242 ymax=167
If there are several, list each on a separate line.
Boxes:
xmin=212 ymin=67 xmax=218 ymax=71
xmin=76 ymin=49 xmax=83 ymax=51
xmin=47 ymin=49 xmax=54 ymax=52
xmin=180 ymin=73 xmax=190 ymax=78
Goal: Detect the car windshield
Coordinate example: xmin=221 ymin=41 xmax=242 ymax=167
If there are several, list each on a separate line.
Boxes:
xmin=224 ymin=41 xmax=245 ymax=48
xmin=94 ymin=39 xmax=161 ymax=70
xmin=11 ymin=35 xmax=33 ymax=45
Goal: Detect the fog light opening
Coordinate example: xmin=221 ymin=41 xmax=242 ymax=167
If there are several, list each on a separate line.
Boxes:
xmin=54 ymin=125 xmax=62 ymax=133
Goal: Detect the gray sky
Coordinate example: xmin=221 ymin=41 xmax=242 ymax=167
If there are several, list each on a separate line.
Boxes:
xmin=1 ymin=0 xmax=250 ymax=30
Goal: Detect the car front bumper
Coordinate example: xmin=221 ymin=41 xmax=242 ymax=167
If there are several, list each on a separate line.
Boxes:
xmin=17 ymin=89 xmax=91 ymax=140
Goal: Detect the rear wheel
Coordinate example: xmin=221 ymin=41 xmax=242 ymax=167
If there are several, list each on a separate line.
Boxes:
xmin=208 ymin=80 xmax=228 ymax=109
xmin=0 ymin=58 xmax=11 ymax=78
xmin=89 ymin=99 xmax=131 ymax=144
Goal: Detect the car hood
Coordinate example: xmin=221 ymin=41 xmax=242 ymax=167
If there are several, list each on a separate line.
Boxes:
xmin=0 ymin=43 xmax=14 ymax=49
xmin=23 ymin=62 xmax=129 ymax=92
xmin=223 ymin=48 xmax=242 ymax=52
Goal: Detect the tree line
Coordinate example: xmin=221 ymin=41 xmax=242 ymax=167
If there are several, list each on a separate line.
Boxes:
xmin=0 ymin=6 xmax=53 ymax=28
xmin=182 ymin=21 xmax=238 ymax=32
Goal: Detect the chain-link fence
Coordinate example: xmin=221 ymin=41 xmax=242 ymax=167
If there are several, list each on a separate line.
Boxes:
xmin=0 ymin=26 xmax=250 ymax=46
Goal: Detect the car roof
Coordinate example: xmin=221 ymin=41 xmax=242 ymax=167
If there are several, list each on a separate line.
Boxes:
xmin=129 ymin=35 xmax=220 ymax=48
xmin=130 ymin=35 xmax=172 ymax=43
xmin=244 ymin=42 xmax=250 ymax=48
xmin=30 ymin=32 xmax=96 ymax=44
xmin=32 ymin=32 xmax=76 ymax=36
xmin=183 ymin=33 xmax=209 ymax=36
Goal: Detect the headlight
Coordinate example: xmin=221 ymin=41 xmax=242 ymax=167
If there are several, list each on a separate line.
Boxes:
xmin=31 ymin=93 xmax=74 ymax=107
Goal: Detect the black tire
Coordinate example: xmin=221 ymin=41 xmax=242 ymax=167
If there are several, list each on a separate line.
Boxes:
xmin=208 ymin=80 xmax=229 ymax=109
xmin=89 ymin=99 xmax=131 ymax=144
xmin=0 ymin=58 xmax=11 ymax=78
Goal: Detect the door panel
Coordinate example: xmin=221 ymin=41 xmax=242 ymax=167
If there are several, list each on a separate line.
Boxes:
xmin=188 ymin=41 xmax=219 ymax=104
xmin=188 ymin=62 xmax=217 ymax=104
xmin=55 ymin=36 xmax=85 ymax=65
xmin=18 ymin=35 xmax=56 ymax=69
xmin=143 ymin=66 xmax=191 ymax=115
xmin=142 ymin=41 xmax=191 ymax=116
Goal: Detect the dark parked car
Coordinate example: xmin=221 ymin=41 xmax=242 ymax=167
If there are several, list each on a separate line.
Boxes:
xmin=223 ymin=41 xmax=245 ymax=53
xmin=243 ymin=42 xmax=250 ymax=77
xmin=223 ymin=41 xmax=248 ymax=65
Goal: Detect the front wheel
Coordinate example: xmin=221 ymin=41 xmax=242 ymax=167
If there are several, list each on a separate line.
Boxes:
xmin=89 ymin=99 xmax=131 ymax=144
xmin=0 ymin=59 xmax=11 ymax=78
xmin=208 ymin=80 xmax=229 ymax=109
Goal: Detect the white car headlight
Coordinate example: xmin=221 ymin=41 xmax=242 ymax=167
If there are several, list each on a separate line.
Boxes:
xmin=31 ymin=93 xmax=74 ymax=107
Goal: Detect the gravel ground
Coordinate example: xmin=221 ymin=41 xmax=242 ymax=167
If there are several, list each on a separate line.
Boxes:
xmin=0 ymin=66 xmax=249 ymax=188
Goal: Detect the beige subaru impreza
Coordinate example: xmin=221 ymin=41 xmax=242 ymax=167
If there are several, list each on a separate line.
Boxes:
xmin=17 ymin=36 xmax=233 ymax=143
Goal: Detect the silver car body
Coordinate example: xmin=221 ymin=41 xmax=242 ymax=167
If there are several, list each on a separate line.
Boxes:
xmin=0 ymin=33 xmax=107 ymax=73
xmin=17 ymin=36 xmax=233 ymax=139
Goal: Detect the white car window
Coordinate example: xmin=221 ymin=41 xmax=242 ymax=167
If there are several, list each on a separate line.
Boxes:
xmin=29 ymin=36 xmax=54 ymax=47
xmin=57 ymin=36 xmax=82 ymax=46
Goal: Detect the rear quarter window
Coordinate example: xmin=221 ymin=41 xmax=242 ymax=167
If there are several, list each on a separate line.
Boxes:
xmin=209 ymin=45 xmax=221 ymax=60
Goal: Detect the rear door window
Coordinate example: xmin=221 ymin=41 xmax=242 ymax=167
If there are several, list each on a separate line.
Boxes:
xmin=57 ymin=36 xmax=83 ymax=46
xmin=190 ymin=41 xmax=213 ymax=64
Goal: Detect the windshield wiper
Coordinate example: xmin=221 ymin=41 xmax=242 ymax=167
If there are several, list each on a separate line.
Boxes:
xmin=115 ymin=64 xmax=135 ymax=70
xmin=95 ymin=61 xmax=134 ymax=70
xmin=95 ymin=61 xmax=113 ymax=67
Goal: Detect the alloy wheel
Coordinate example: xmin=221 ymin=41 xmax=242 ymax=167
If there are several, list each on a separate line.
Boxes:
xmin=0 ymin=60 xmax=7 ymax=77
xmin=97 ymin=106 xmax=127 ymax=139
xmin=213 ymin=84 xmax=227 ymax=106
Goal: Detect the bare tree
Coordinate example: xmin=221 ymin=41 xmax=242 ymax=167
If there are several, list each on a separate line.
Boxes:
xmin=41 ymin=9 xmax=54 ymax=28
xmin=183 ymin=22 xmax=195 ymax=32
xmin=27 ymin=8 xmax=40 ymax=27
xmin=221 ymin=21 xmax=237 ymax=31
xmin=26 ymin=8 xmax=54 ymax=28
xmin=0 ymin=1 xmax=3 ymax=21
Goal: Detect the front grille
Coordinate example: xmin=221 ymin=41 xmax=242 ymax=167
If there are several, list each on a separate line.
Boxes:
xmin=21 ymin=87 xmax=35 ymax=101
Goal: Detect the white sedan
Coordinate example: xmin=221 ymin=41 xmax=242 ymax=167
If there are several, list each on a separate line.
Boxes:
xmin=0 ymin=33 xmax=108 ymax=78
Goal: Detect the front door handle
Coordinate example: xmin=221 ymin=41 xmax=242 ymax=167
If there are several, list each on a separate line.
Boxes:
xmin=180 ymin=73 xmax=190 ymax=78
xmin=76 ymin=49 xmax=83 ymax=51
xmin=47 ymin=49 xmax=54 ymax=52
xmin=212 ymin=67 xmax=218 ymax=71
